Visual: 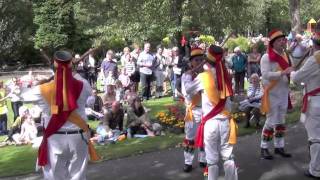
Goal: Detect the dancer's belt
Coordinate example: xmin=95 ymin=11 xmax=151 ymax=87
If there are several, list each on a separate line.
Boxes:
xmin=55 ymin=129 xmax=84 ymax=135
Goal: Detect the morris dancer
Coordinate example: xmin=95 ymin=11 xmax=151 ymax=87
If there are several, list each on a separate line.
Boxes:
xmin=185 ymin=45 xmax=237 ymax=180
xmin=291 ymin=31 xmax=320 ymax=178
xmin=181 ymin=47 xmax=206 ymax=173
xmin=22 ymin=50 xmax=100 ymax=180
xmin=260 ymin=30 xmax=293 ymax=159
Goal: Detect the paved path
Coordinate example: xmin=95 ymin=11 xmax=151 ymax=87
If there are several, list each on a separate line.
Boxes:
xmin=2 ymin=122 xmax=313 ymax=180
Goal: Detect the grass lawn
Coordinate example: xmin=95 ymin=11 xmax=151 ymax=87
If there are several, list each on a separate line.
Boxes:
xmin=0 ymin=94 xmax=302 ymax=177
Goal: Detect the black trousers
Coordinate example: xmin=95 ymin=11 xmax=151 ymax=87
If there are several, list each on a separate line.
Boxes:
xmin=11 ymin=101 xmax=23 ymax=121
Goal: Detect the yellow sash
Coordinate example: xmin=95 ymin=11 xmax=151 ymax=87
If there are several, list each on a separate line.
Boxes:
xmin=199 ymin=70 xmax=237 ymax=144
xmin=40 ymin=82 xmax=100 ymax=162
xmin=184 ymin=93 xmax=201 ymax=122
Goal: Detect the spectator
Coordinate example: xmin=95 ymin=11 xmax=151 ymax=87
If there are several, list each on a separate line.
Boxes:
xmin=125 ymin=97 xmax=159 ymax=137
xmin=101 ymin=50 xmax=118 ymax=93
xmin=12 ymin=113 xmax=37 ymax=145
xmin=239 ymin=73 xmax=263 ymax=128
xmin=120 ymin=47 xmax=131 ymax=67
xmin=163 ymin=48 xmax=173 ymax=95
xmin=130 ymin=43 xmax=140 ymax=62
xmin=103 ymin=101 xmax=124 ymax=131
xmin=8 ymin=77 xmax=23 ymax=121
xmin=118 ymin=68 xmax=131 ymax=90
xmin=0 ymin=81 xmax=8 ymax=135
xmin=125 ymin=53 xmax=139 ymax=92
xmin=86 ymin=52 xmax=98 ymax=87
xmin=289 ymin=33 xmax=310 ymax=66
xmin=231 ymin=47 xmax=247 ymax=94
xmin=102 ymin=85 xmax=116 ymax=109
xmin=86 ymin=89 xmax=104 ymax=120
xmin=4 ymin=106 xmax=29 ymax=143
xmin=154 ymin=45 xmax=166 ymax=98
xmin=115 ymin=80 xmax=125 ymax=103
xmin=74 ymin=54 xmax=87 ymax=79
xmin=247 ymin=45 xmax=262 ymax=76
xmin=124 ymin=85 xmax=138 ymax=105
xmin=137 ymin=42 xmax=154 ymax=100
xmin=172 ymin=47 xmax=184 ymax=100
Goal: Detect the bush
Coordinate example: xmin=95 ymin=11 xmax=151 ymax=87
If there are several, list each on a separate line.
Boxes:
xmin=199 ymin=35 xmax=215 ymax=45
xmin=226 ymin=36 xmax=250 ymax=53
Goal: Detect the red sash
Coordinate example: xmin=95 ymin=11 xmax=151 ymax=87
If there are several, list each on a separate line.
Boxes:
xmin=267 ymin=47 xmax=293 ymax=110
xmin=302 ymin=87 xmax=320 ymax=113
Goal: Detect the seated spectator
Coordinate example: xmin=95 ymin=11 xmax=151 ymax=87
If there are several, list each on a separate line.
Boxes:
xmin=102 ymin=85 xmax=116 ymax=109
xmin=12 ymin=113 xmax=37 ymax=145
xmin=4 ymin=106 xmax=30 ymax=143
xmin=91 ymin=101 xmax=124 ymax=144
xmin=118 ymin=68 xmax=131 ymax=90
xmin=124 ymin=85 xmax=138 ymax=105
xmin=115 ymin=81 xmax=125 ymax=103
xmin=239 ymin=73 xmax=263 ymax=128
xmin=29 ymin=105 xmax=43 ymax=135
xmin=86 ymin=89 xmax=104 ymax=120
xmin=125 ymin=97 xmax=162 ymax=137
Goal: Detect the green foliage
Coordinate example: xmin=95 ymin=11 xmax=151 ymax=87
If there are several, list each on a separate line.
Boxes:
xmin=226 ymin=36 xmax=250 ymax=53
xmin=0 ymin=0 xmax=35 ymax=65
xmin=199 ymin=35 xmax=215 ymax=45
xmin=33 ymin=0 xmax=76 ymax=51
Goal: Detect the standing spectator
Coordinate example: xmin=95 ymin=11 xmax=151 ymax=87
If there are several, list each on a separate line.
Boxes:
xmin=154 ymin=45 xmax=166 ymax=98
xmin=8 ymin=77 xmax=23 ymax=121
xmin=74 ymin=54 xmax=87 ymax=79
xmin=289 ymin=33 xmax=310 ymax=66
xmin=101 ymin=50 xmax=118 ymax=93
xmin=137 ymin=42 xmax=154 ymax=100
xmin=86 ymin=52 xmax=98 ymax=88
xmin=125 ymin=54 xmax=139 ymax=92
xmin=231 ymin=47 xmax=247 ymax=94
xmin=163 ymin=48 xmax=173 ymax=95
xmin=247 ymin=45 xmax=262 ymax=76
xmin=130 ymin=43 xmax=140 ymax=62
xmin=0 ymin=81 xmax=8 ymax=135
xmin=120 ymin=47 xmax=131 ymax=67
xmin=172 ymin=47 xmax=184 ymax=100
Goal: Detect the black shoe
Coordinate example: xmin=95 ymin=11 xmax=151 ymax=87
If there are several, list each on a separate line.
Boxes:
xmin=199 ymin=162 xmax=207 ymax=168
xmin=274 ymin=148 xmax=292 ymax=158
xmin=261 ymin=148 xmax=273 ymax=160
xmin=183 ymin=164 xmax=192 ymax=173
xmin=304 ymin=170 xmax=320 ymax=179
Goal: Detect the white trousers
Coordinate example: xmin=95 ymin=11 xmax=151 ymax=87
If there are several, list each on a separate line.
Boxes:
xmin=184 ymin=121 xmax=206 ymax=165
xmin=261 ymin=102 xmax=287 ymax=149
xmin=305 ymin=101 xmax=320 ymax=177
xmin=204 ymin=119 xmax=238 ymax=180
xmin=43 ymin=133 xmax=89 ymax=180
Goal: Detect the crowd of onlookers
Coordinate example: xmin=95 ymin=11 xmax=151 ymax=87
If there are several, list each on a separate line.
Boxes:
xmin=0 ymin=32 xmax=313 ymax=146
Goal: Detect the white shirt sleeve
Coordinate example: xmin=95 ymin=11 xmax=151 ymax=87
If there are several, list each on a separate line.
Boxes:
xmin=260 ymin=54 xmax=282 ymax=80
xmin=291 ymin=57 xmax=318 ymax=84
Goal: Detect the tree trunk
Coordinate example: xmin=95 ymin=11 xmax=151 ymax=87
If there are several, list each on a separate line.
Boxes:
xmin=289 ymin=0 xmax=301 ymax=34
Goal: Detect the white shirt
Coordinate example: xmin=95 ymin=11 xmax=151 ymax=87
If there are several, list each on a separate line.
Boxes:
xmin=137 ymin=51 xmax=154 ymax=75
xmin=22 ymin=73 xmax=92 ymax=131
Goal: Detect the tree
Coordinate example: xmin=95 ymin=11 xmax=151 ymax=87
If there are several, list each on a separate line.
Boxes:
xmin=33 ymin=0 xmax=76 ymax=52
xmin=0 ymin=0 xmax=34 ymax=66
xmin=289 ymin=0 xmax=301 ymax=33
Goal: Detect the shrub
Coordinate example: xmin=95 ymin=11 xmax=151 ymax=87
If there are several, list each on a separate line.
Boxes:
xmin=226 ymin=36 xmax=250 ymax=53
